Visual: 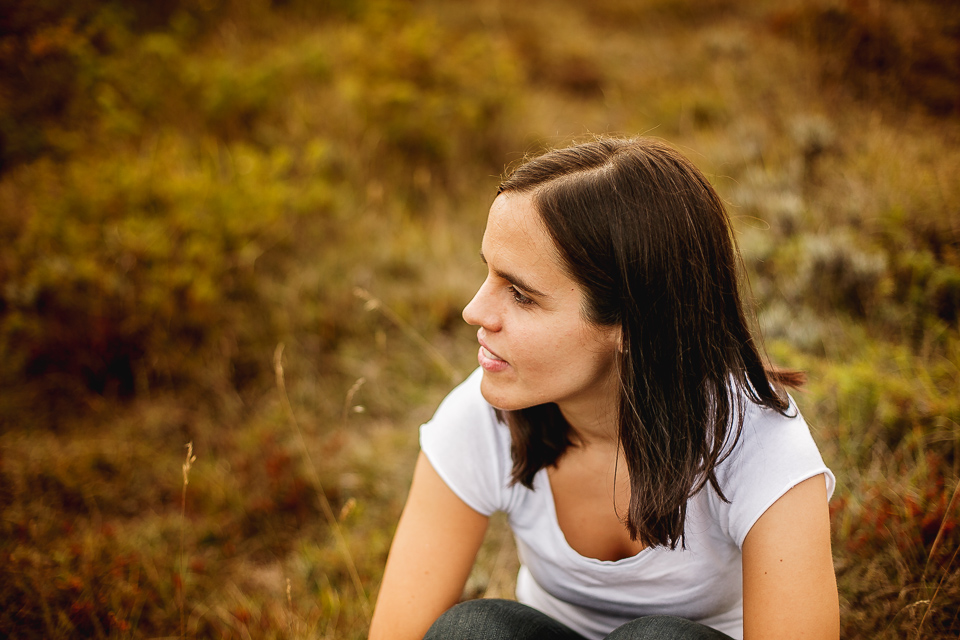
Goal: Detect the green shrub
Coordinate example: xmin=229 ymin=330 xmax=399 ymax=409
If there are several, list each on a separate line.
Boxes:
xmin=0 ymin=136 xmax=326 ymax=399
xmin=337 ymin=12 xmax=521 ymax=171
xmin=0 ymin=0 xmax=228 ymax=172
xmin=0 ymin=1 xmax=522 ymax=410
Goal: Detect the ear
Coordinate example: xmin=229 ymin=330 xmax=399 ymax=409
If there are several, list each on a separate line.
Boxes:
xmin=611 ymin=325 xmax=625 ymax=354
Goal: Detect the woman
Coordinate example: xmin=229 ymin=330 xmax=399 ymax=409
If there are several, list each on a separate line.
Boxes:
xmin=369 ymin=137 xmax=839 ymax=640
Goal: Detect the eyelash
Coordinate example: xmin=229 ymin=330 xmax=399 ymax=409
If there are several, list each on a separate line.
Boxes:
xmin=508 ymin=285 xmax=534 ymax=306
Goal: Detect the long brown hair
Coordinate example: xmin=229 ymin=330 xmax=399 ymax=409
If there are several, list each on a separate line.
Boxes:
xmin=496 ymin=137 xmax=802 ymax=549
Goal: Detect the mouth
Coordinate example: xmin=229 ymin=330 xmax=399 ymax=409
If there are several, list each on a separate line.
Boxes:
xmin=477 ymin=333 xmax=505 ymax=360
xmin=477 ymin=335 xmax=509 ymax=372
xmin=480 ymin=345 xmax=504 ymax=361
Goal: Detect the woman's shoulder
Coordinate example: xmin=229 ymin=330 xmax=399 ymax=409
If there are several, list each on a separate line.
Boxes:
xmin=732 ymin=392 xmax=824 ymax=463
xmin=418 ymin=368 xmax=514 ymax=516
xmin=709 ymin=391 xmax=835 ymax=547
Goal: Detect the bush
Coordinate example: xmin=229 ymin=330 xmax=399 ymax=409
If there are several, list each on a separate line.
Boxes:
xmin=770 ymin=0 xmax=960 ymax=116
xmin=337 ymin=11 xmax=520 ymax=172
xmin=0 ymin=0 xmax=228 ymax=172
xmin=0 ymin=137 xmax=327 ymax=401
xmin=785 ymin=232 xmax=889 ymax=318
xmin=0 ymin=0 xmax=523 ymax=413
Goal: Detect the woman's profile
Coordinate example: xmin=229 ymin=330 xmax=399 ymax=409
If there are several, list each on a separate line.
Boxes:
xmin=368 ymin=137 xmax=839 ymax=640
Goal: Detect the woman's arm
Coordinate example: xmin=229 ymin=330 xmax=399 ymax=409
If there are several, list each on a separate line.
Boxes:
xmin=742 ymin=474 xmax=840 ymax=639
xmin=369 ymin=451 xmax=490 ymax=640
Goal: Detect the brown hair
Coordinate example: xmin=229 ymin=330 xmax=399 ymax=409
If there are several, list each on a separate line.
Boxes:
xmin=496 ymin=137 xmax=802 ymax=549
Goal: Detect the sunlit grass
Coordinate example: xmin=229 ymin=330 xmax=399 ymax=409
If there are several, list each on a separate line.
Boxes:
xmin=1 ymin=0 xmax=958 ymax=637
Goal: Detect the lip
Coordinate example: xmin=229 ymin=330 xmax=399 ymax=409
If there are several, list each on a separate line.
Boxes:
xmin=477 ymin=334 xmax=510 ymax=373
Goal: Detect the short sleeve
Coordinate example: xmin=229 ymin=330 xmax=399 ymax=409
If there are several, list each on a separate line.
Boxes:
xmin=713 ymin=397 xmax=835 ymax=548
xmin=419 ymin=368 xmax=514 ymax=517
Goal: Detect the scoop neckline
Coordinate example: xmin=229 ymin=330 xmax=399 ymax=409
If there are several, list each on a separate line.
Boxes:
xmin=538 ymin=468 xmax=655 ymax=567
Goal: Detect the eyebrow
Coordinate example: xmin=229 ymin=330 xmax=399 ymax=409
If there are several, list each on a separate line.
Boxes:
xmin=479 ymin=250 xmax=550 ymax=298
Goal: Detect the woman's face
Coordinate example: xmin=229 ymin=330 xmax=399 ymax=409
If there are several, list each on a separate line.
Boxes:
xmin=462 ymin=192 xmax=621 ymax=417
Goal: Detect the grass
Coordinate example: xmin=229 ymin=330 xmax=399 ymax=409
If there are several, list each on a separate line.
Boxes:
xmin=1 ymin=0 xmax=958 ymax=637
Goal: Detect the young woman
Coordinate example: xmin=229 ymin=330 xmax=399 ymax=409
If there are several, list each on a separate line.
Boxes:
xmin=369 ymin=137 xmax=839 ymax=640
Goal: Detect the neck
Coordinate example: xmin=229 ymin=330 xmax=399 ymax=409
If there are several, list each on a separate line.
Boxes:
xmin=557 ymin=379 xmax=620 ymax=449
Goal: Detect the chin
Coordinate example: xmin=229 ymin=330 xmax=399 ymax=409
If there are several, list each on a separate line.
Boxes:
xmin=479 ymin=376 xmax=529 ymax=412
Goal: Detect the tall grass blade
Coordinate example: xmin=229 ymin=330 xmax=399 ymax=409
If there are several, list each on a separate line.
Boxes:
xmin=273 ymin=344 xmax=372 ymax=622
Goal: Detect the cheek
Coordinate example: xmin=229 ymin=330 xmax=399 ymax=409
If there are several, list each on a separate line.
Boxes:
xmin=522 ymin=325 xmax=595 ymax=371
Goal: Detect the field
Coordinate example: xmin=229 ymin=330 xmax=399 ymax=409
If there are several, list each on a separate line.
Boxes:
xmin=1 ymin=0 xmax=959 ymax=637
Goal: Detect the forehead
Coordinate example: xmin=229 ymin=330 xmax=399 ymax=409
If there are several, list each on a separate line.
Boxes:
xmin=481 ymin=192 xmax=579 ymax=299
xmin=483 ymin=193 xmax=555 ymax=257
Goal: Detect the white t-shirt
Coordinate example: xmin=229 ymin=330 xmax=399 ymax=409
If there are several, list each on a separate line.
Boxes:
xmin=419 ymin=368 xmax=835 ymax=640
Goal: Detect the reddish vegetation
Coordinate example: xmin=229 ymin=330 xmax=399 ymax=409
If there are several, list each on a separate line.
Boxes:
xmin=0 ymin=0 xmax=958 ymax=638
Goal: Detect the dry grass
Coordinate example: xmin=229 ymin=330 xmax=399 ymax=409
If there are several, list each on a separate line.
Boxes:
xmin=1 ymin=0 xmax=958 ymax=638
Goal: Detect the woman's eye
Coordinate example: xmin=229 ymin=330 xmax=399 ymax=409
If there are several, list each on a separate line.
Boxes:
xmin=508 ymin=286 xmax=533 ymax=306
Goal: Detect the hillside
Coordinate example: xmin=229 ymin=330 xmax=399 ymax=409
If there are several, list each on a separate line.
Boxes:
xmin=1 ymin=0 xmax=958 ymax=637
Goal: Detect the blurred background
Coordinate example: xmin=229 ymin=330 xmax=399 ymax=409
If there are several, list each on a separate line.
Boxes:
xmin=0 ymin=0 xmax=958 ymax=637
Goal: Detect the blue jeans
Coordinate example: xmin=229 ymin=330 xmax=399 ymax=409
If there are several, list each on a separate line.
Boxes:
xmin=423 ymin=599 xmax=736 ymax=640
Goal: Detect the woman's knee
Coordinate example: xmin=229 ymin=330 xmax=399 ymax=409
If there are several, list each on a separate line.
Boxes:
xmin=605 ymin=615 xmax=734 ymax=640
xmin=424 ymin=600 xmax=505 ymax=639
xmin=423 ymin=599 xmax=585 ymax=640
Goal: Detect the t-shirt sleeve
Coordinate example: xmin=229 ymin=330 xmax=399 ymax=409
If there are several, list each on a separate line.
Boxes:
xmin=713 ymin=397 xmax=835 ymax=548
xmin=419 ymin=368 xmax=513 ymax=517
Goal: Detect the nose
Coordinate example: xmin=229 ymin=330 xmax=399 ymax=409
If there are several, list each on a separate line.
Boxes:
xmin=462 ymin=278 xmax=501 ymax=331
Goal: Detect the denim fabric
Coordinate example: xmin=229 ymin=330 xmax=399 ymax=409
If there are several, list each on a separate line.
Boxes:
xmin=604 ymin=615 xmax=736 ymax=639
xmin=423 ymin=599 xmax=736 ymax=640
xmin=423 ymin=599 xmax=586 ymax=640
